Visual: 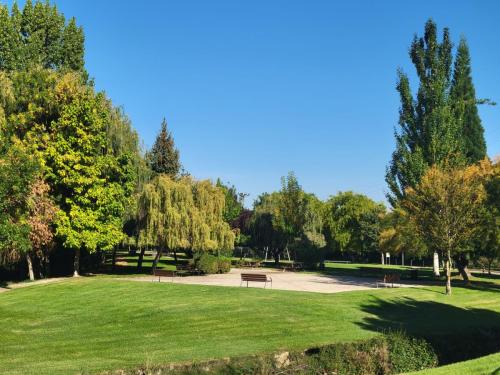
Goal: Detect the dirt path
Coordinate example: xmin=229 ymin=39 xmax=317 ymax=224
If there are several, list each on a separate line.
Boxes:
xmin=124 ymin=268 xmax=417 ymax=294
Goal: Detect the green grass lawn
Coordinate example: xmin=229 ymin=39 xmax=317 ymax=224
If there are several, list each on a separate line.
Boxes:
xmin=1 ymin=276 xmax=499 ymax=375
xmin=406 ymin=352 xmax=500 ymax=375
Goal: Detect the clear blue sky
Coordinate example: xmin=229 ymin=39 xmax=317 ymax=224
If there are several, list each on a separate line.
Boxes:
xmin=10 ymin=1 xmax=500 ymax=206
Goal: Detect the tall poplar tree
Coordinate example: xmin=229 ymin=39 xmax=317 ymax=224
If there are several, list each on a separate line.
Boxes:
xmin=148 ymin=118 xmax=181 ymax=177
xmin=386 ymin=19 xmax=460 ymax=206
xmin=387 ymin=20 xmax=488 ymax=205
xmin=450 ymin=38 xmax=486 ymax=163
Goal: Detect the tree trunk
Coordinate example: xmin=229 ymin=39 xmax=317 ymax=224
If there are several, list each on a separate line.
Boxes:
xmin=274 ymin=249 xmax=280 ymax=266
xmin=26 ymin=254 xmax=35 ymax=281
xmin=111 ymin=246 xmax=117 ymax=271
xmin=137 ymin=246 xmax=146 ymax=272
xmin=445 ymin=254 xmax=452 ymax=295
xmin=456 ymin=256 xmax=472 ymax=284
xmin=173 ymin=249 xmax=178 ymax=263
xmin=73 ymin=248 xmax=81 ymax=277
xmin=381 ymin=252 xmax=385 ymax=265
xmin=433 ymin=252 xmax=440 ymax=277
xmin=401 ymin=251 xmax=405 ymax=266
xmin=152 ymin=248 xmax=162 ymax=270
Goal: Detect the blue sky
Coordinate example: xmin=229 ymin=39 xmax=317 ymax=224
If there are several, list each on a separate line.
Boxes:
xmin=9 ymin=1 xmax=500 ymax=206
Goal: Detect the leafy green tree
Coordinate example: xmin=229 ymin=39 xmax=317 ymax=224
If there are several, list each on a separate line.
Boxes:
xmin=403 ymin=161 xmax=490 ymax=294
xmin=475 ymin=157 xmax=499 ymax=274
xmin=324 ymin=192 xmax=385 ymax=261
xmin=0 ymin=141 xmax=39 ymax=274
xmin=0 ymin=1 xmax=84 ymax=72
xmin=251 ymin=192 xmax=287 ymax=263
xmin=450 ymin=39 xmax=486 ymax=164
xmin=386 ymin=19 xmax=461 ymax=206
xmin=215 ymin=179 xmax=247 ymax=224
xmin=26 ymin=178 xmax=57 ymax=280
xmin=46 ymin=73 xmax=133 ymax=275
xmin=379 ymin=207 xmax=427 ymax=264
xmin=251 ymin=173 xmax=325 ymax=264
xmin=148 ymin=118 xmax=181 ymax=177
xmin=137 ymin=175 xmax=234 ymax=266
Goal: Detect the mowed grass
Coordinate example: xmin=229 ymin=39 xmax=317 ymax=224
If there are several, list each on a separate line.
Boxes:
xmin=406 ymin=352 xmax=500 ymax=375
xmin=0 ymin=277 xmax=499 ymax=375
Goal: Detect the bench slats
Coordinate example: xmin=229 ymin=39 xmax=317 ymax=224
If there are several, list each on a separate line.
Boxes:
xmin=240 ymin=273 xmax=272 ymax=288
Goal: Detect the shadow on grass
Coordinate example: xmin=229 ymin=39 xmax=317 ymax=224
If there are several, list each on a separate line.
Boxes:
xmin=472 ymin=272 xmax=500 ymax=280
xmin=357 ymin=295 xmax=500 ymax=364
xmin=99 ymin=254 xmax=191 ymax=276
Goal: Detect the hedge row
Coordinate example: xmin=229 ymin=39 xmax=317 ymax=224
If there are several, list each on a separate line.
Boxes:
xmin=109 ymin=331 xmax=440 ymax=375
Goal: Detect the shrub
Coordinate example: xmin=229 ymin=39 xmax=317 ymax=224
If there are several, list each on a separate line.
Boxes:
xmin=194 ymin=253 xmax=231 ymax=274
xmin=386 ymin=330 xmax=438 ymax=373
xmin=294 ymin=246 xmax=326 ymax=269
xmin=195 ymin=253 xmax=219 ymax=274
xmin=118 ymin=331 xmax=439 ymax=374
xmin=217 ymin=257 xmax=231 ymax=273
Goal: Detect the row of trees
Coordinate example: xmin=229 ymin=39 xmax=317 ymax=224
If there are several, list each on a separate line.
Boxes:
xmin=234 ymin=172 xmax=387 ymax=265
xmin=0 ymin=1 xmax=235 ymax=280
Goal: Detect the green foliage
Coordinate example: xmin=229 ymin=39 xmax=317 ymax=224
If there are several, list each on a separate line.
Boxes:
xmin=0 ymin=141 xmax=39 ymax=264
xmin=42 ymin=74 xmax=130 ymax=256
xmin=386 ymin=19 xmax=486 ymax=206
xmin=193 ymin=253 xmax=231 ymax=274
xmin=123 ymin=331 xmax=437 ymax=375
xmin=194 ymin=253 xmax=219 ymax=274
xmin=148 ymin=118 xmax=181 ymax=177
xmin=379 ymin=207 xmax=427 ymax=259
xmin=403 ymin=162 xmax=489 ymax=293
xmin=137 ymin=175 xmax=235 ymax=253
xmin=386 ymin=330 xmax=438 ymax=373
xmin=251 ymin=173 xmax=326 ymax=262
xmin=0 ymin=1 xmax=85 ymax=72
xmin=450 ymin=38 xmax=486 ymax=164
xmin=215 ymin=178 xmax=246 ymax=224
xmin=217 ymin=256 xmax=231 ymax=273
xmin=324 ymin=191 xmax=385 ymax=258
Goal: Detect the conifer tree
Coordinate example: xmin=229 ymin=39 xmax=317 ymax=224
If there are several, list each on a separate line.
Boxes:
xmin=450 ymin=38 xmax=486 ymax=163
xmin=148 ymin=118 xmax=181 ymax=177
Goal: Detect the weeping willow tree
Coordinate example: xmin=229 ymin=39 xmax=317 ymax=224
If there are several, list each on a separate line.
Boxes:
xmin=137 ymin=175 xmax=234 ymax=268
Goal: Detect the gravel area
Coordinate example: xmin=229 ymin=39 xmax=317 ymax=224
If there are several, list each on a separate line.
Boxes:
xmin=128 ymin=268 xmax=416 ymax=294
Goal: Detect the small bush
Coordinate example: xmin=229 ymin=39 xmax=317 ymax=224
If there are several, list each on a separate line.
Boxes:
xmin=217 ymin=257 xmax=231 ymax=273
xmin=194 ymin=253 xmax=218 ymax=274
xmin=194 ymin=253 xmax=231 ymax=274
xmin=386 ymin=330 xmax=438 ymax=373
xmin=294 ymin=246 xmax=326 ymax=269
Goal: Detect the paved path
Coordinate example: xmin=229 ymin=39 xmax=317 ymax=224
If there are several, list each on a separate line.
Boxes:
xmin=128 ymin=268 xmax=416 ymax=294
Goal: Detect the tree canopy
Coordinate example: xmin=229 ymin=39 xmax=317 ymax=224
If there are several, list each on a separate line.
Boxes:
xmin=386 ymin=19 xmax=487 ymax=206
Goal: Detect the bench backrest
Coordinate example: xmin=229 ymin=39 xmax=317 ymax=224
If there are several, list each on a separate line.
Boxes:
xmin=153 ymin=269 xmax=176 ymax=277
xmin=241 ymin=273 xmax=268 ymax=282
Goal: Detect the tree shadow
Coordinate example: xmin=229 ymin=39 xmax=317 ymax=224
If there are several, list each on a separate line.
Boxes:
xmin=357 ymin=295 xmax=500 ymax=364
xmin=472 ymin=272 xmax=500 ymax=280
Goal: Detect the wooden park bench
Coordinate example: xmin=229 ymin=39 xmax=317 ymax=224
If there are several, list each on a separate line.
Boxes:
xmin=152 ymin=269 xmax=176 ymax=282
xmin=240 ymin=273 xmax=272 ymax=288
xmin=376 ymin=273 xmax=401 ymax=288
